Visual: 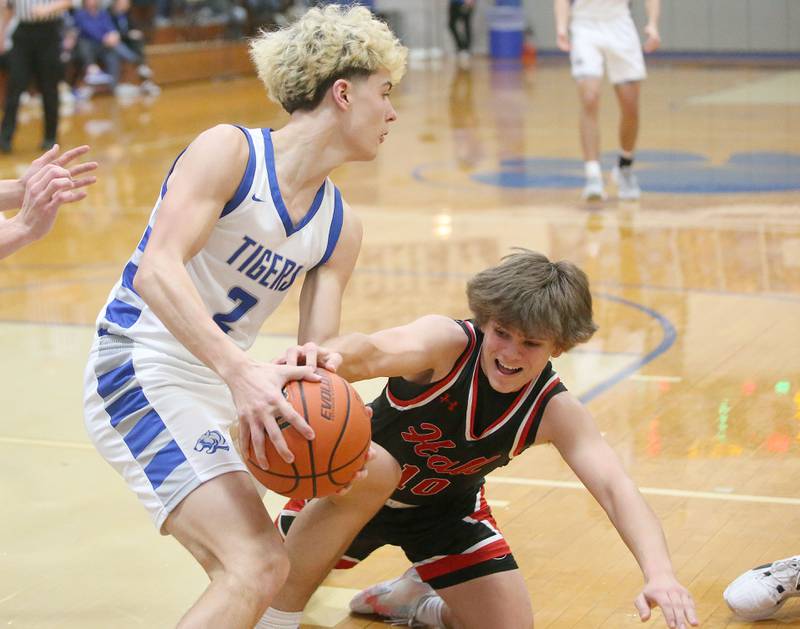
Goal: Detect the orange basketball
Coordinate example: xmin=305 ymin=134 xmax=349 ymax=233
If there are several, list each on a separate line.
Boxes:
xmin=245 ymin=369 xmax=371 ymax=498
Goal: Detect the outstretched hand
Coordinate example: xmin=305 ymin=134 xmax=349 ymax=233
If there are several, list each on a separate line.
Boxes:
xmin=20 ymin=144 xmax=98 ymax=202
xmin=276 ymin=341 xmax=343 ymax=373
xmin=634 ymin=573 xmax=699 ymax=628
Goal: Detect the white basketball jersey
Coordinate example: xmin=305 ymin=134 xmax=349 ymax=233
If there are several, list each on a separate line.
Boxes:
xmin=571 ymin=0 xmax=631 ymax=20
xmin=95 ymin=126 xmax=345 ymax=364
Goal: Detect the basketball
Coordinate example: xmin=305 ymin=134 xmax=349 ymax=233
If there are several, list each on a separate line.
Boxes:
xmin=245 ymin=369 xmax=372 ymax=498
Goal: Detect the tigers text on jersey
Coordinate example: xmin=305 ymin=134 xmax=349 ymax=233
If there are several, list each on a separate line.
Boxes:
xmin=571 ymin=0 xmax=632 ymax=21
xmin=94 ymin=126 xmax=344 ymax=363
xmin=370 ymin=319 xmax=566 ymax=506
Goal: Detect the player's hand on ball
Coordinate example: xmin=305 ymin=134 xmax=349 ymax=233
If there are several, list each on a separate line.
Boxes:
xmin=333 ymin=420 xmax=376 ymax=496
xmin=228 ymin=360 xmax=318 ymax=468
xmin=276 ymin=342 xmax=343 ymax=373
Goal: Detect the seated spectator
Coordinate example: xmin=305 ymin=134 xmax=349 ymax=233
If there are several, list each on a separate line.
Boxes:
xmin=110 ymin=0 xmax=159 ymax=93
xmin=74 ymin=0 xmax=144 ymax=92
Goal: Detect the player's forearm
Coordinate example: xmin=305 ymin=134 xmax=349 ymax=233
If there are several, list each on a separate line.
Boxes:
xmin=324 ymin=332 xmax=378 ymax=382
xmin=0 ymin=215 xmax=35 ymax=259
xmin=297 ymin=274 xmax=343 ymax=346
xmin=554 ymin=0 xmax=571 ymax=35
xmin=645 ymin=0 xmax=660 ymax=27
xmin=0 ymin=178 xmax=25 ymax=213
xmin=603 ymin=478 xmax=676 ymax=579
xmin=133 ymin=255 xmax=248 ymax=379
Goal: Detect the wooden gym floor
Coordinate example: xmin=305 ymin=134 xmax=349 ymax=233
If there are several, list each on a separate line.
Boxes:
xmin=1 ymin=57 xmax=799 ymax=628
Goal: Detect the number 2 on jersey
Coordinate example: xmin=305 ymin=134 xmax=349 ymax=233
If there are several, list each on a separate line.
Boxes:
xmin=213 ymin=287 xmax=258 ymax=333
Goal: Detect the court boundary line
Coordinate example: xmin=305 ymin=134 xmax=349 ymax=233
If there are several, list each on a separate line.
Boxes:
xmin=488 ymin=476 xmax=800 ymax=506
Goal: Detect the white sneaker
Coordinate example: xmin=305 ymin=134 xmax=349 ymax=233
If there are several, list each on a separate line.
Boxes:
xmin=724 ymin=555 xmax=800 ymax=621
xmin=581 ymin=175 xmax=606 ymax=201
xmin=350 ymin=568 xmax=436 ymax=627
xmin=612 ymin=165 xmax=641 ymax=200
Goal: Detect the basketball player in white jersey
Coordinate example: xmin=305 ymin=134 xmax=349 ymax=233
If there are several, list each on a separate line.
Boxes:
xmin=82 ymin=6 xmax=406 ymax=627
xmin=261 ymin=250 xmax=698 ymax=629
xmin=554 ymin=0 xmax=661 ymax=200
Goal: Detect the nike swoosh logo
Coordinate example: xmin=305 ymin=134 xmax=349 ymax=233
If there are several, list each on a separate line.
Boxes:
xmin=252 ymin=193 xmax=265 ymax=202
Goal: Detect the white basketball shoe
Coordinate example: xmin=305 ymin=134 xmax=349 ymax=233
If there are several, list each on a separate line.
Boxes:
xmin=612 ymin=165 xmax=641 ymax=200
xmin=349 ymin=568 xmax=437 ymax=627
xmin=581 ymin=175 xmax=606 ymax=201
xmin=724 ymin=555 xmax=800 ymax=621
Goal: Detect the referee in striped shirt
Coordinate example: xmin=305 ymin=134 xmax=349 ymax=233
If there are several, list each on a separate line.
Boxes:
xmin=0 ymin=0 xmax=70 ymax=153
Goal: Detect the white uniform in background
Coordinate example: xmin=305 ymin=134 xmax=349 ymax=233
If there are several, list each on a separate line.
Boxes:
xmin=569 ymin=0 xmax=646 ymax=83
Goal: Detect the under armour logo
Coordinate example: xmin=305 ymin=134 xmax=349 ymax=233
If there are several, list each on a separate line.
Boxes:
xmin=439 ymin=393 xmax=459 ymax=412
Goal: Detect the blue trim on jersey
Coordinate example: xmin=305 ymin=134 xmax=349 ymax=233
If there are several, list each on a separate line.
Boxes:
xmin=316 ymin=187 xmax=344 ymax=267
xmin=261 ymin=128 xmax=326 ymax=236
xmin=124 ymin=409 xmax=167 ymax=458
xmin=144 ymin=440 xmax=187 ymax=490
xmin=97 ymin=359 xmax=135 ymax=398
xmin=104 ymin=298 xmax=142 ymax=329
xmin=137 ymin=225 xmax=151 ymax=252
xmin=121 ymin=261 xmax=139 ymax=294
xmin=159 ymin=149 xmax=186 ymax=199
xmin=105 ymin=386 xmax=148 ymax=428
xmin=221 ymin=125 xmax=256 ymax=218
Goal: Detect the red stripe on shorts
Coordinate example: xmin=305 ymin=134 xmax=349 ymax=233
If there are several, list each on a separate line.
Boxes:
xmin=415 ymin=538 xmax=512 ymax=582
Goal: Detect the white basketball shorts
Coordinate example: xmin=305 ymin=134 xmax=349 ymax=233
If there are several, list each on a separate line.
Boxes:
xmin=569 ymin=14 xmax=646 ymax=84
xmin=83 ymin=333 xmax=246 ymax=532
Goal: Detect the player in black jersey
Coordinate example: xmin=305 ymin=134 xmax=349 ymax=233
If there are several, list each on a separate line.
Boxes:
xmin=261 ymin=249 xmax=698 ymax=629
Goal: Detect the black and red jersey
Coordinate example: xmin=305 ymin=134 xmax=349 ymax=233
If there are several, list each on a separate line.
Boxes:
xmin=370 ymin=319 xmax=566 ymax=506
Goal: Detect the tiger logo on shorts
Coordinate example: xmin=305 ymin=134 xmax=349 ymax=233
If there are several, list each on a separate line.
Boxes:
xmin=194 ymin=430 xmax=230 ymax=454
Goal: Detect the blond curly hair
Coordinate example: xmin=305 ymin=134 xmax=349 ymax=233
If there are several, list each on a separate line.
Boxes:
xmin=249 ymin=5 xmax=408 ymax=113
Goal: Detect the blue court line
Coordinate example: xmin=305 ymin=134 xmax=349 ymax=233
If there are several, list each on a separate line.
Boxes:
xmin=578 ymin=293 xmax=677 ymax=405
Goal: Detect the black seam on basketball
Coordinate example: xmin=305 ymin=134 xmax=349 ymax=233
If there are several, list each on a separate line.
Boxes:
xmin=297 ymin=380 xmax=317 ymax=497
xmin=251 ymin=438 xmax=370 ymax=483
xmin=327 ymin=377 xmax=352 ymax=483
xmin=246 ymin=453 xmax=301 ymax=493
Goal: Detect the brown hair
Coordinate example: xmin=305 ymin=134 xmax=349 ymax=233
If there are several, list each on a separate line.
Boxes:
xmin=466 ymin=249 xmax=598 ymax=351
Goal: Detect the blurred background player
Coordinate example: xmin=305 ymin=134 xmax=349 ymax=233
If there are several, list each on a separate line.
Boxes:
xmin=448 ymin=0 xmax=475 ymax=68
xmin=554 ymin=0 xmax=661 ymax=201
xmin=82 ymin=6 xmax=406 ymax=628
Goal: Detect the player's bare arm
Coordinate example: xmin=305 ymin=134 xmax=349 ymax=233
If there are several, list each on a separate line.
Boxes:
xmin=280 ymin=202 xmax=364 ymax=372
xmin=323 ymin=315 xmax=468 ymax=384
xmin=644 ymin=0 xmax=661 ymax=52
xmin=554 ymin=0 xmax=572 ymax=51
xmin=537 ymin=393 xmax=699 ymax=628
xmin=133 ymin=124 xmax=316 ymax=466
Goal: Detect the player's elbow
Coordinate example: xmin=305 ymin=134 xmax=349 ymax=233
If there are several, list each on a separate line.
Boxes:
xmin=133 ymin=250 xmax=169 ymax=299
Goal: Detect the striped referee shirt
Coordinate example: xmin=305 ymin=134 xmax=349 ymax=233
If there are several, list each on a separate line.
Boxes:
xmin=8 ymin=0 xmax=66 ymax=23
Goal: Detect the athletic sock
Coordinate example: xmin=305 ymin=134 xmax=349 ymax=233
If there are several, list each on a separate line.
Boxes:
xmin=414 ymin=594 xmax=446 ymax=627
xmin=255 ymin=607 xmax=302 ymax=629
xmin=618 ymin=154 xmax=634 ymax=169
xmin=585 ymin=160 xmax=601 ymax=179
